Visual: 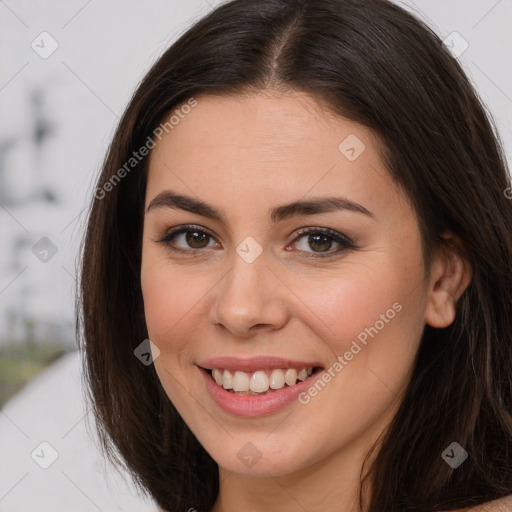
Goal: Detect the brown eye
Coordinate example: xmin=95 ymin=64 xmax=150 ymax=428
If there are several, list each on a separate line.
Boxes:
xmin=184 ymin=230 xmax=210 ymax=249
xmin=305 ymin=233 xmax=333 ymax=252
xmin=291 ymin=227 xmax=354 ymax=258
xmin=158 ymin=225 xmax=219 ymax=253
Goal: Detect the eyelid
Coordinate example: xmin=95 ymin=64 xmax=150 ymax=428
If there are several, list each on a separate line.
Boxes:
xmin=156 ymin=224 xmax=355 ymax=257
xmin=156 ymin=224 xmax=219 ymax=249
xmin=288 ymin=226 xmax=354 ymax=259
xmin=292 ymin=226 xmax=354 ymax=246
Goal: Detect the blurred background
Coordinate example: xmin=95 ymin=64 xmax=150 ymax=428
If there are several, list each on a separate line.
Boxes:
xmin=0 ymin=0 xmax=511 ymax=510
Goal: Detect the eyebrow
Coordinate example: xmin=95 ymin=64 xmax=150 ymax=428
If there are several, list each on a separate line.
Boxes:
xmin=146 ymin=190 xmax=375 ymax=223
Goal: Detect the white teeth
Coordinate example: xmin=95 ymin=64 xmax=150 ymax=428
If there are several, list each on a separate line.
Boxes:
xmin=250 ymin=371 xmax=270 ymax=393
xmin=269 ymin=369 xmax=285 ymax=389
xmin=222 ymin=370 xmax=234 ymax=390
xmin=284 ymin=368 xmax=298 ymax=386
xmin=233 ymin=371 xmax=251 ymax=392
xmin=297 ymin=368 xmax=308 ymax=381
xmin=212 ymin=367 xmax=315 ymax=394
xmin=212 ymin=369 xmax=223 ymax=386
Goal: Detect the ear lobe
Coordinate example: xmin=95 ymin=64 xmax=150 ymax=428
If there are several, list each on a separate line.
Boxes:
xmin=424 ymin=233 xmax=472 ymax=329
xmin=425 ymin=289 xmax=457 ymax=328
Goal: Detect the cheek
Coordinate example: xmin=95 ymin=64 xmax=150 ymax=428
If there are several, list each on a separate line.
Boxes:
xmin=140 ymin=249 xmax=202 ymax=349
xmin=302 ymin=256 xmax=426 ymax=381
xmin=291 ymin=267 xmax=424 ymax=451
xmin=140 ymin=255 xmax=204 ymax=406
xmin=304 ymin=267 xmax=405 ymax=339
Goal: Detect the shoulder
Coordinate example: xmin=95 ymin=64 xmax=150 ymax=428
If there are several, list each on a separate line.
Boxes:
xmin=463 ymin=494 xmax=512 ymax=512
xmin=440 ymin=495 xmax=512 ymax=512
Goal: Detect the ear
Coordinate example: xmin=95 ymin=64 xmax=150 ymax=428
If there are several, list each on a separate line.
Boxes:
xmin=424 ymin=232 xmax=473 ymax=328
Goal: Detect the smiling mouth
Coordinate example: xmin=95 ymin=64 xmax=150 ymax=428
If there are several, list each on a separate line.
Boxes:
xmin=205 ymin=366 xmax=324 ymax=396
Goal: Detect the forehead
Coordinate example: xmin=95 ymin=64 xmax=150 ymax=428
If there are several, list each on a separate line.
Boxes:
xmin=145 ymin=90 xmax=404 ymax=221
xmin=150 ymin=90 xmax=375 ymax=162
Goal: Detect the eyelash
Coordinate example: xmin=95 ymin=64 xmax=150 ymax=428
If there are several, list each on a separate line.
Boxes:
xmin=156 ymin=224 xmax=355 ymax=259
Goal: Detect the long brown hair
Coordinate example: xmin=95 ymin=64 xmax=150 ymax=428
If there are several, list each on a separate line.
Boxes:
xmin=76 ymin=0 xmax=512 ymax=510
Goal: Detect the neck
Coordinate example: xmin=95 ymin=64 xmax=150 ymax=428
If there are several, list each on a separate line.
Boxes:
xmin=210 ymin=432 xmax=379 ymax=512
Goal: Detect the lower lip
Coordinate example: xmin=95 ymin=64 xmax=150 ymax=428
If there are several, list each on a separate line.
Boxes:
xmin=199 ymin=367 xmax=322 ymax=417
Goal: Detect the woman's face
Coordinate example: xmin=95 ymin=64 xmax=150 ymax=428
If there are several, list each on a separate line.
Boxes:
xmin=141 ymin=90 xmax=436 ymax=478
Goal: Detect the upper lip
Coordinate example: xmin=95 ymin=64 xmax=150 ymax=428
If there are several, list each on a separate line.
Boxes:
xmin=197 ymin=356 xmax=323 ymax=373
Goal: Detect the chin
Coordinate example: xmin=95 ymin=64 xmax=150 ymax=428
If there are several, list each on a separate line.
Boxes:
xmin=206 ymin=435 xmax=320 ymax=477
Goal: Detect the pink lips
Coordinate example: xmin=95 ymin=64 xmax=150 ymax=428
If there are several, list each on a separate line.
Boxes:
xmin=197 ymin=356 xmax=322 ymax=373
xmin=197 ymin=356 xmax=324 ymax=417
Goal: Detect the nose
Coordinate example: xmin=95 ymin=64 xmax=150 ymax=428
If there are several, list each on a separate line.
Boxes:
xmin=209 ymin=247 xmax=290 ymax=337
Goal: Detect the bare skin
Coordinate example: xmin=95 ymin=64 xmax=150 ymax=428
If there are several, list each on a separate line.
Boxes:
xmin=141 ymin=90 xmax=473 ymax=512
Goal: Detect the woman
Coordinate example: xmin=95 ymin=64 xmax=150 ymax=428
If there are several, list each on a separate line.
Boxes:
xmin=77 ymin=0 xmax=512 ymax=511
